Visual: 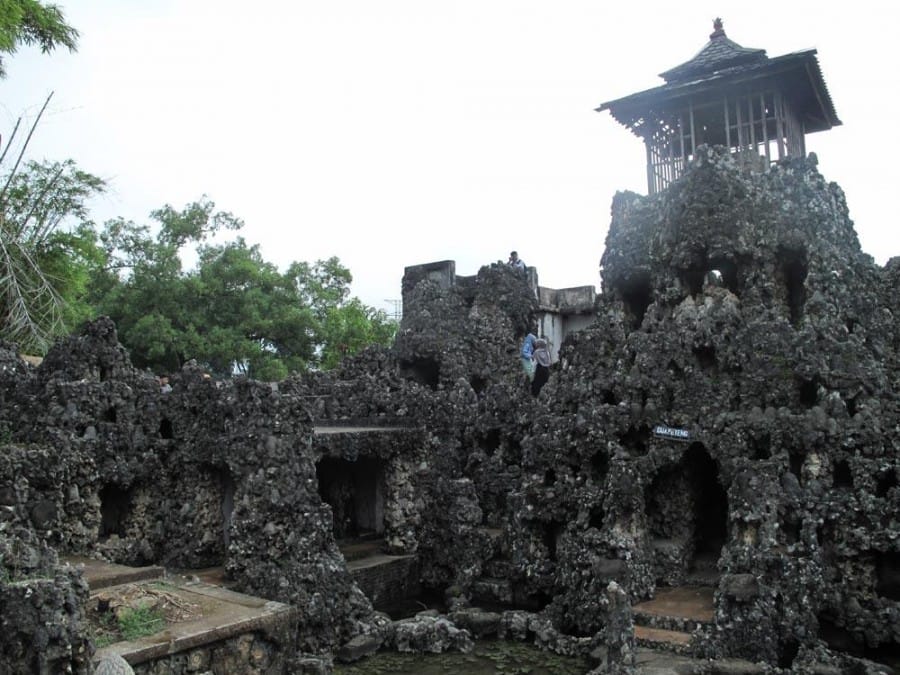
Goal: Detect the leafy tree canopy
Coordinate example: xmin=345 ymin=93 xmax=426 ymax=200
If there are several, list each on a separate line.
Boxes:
xmin=90 ymin=198 xmax=396 ymax=379
xmin=0 ymin=0 xmax=78 ymax=76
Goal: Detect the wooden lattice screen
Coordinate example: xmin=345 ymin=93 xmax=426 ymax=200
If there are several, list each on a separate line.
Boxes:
xmin=644 ymin=91 xmax=805 ymax=194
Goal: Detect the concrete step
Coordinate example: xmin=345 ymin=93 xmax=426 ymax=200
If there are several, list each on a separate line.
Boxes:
xmin=634 ymin=625 xmax=693 ymax=655
xmin=62 ymin=556 xmax=164 ymax=591
xmin=339 ymin=537 xmax=384 ymax=561
xmin=633 ymin=586 xmax=715 ymax=634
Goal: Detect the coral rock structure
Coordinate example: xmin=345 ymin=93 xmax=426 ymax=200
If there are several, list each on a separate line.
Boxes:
xmin=1 ymin=149 xmax=899 ymax=673
xmin=536 ymin=148 xmax=898 ymax=668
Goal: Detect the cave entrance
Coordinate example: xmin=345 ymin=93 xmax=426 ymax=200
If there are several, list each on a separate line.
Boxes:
xmin=685 ymin=443 xmax=728 ymax=580
xmin=644 ymin=443 xmax=727 ymax=585
xmin=316 ymin=456 xmax=385 ymax=542
xmin=99 ymin=484 xmax=134 ymax=541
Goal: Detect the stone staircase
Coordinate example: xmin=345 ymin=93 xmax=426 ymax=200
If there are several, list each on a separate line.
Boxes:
xmin=632 ymin=585 xmax=715 ymax=654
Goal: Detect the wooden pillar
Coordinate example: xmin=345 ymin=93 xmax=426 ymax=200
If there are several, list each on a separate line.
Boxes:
xmin=689 ymin=102 xmax=696 ymax=157
xmin=774 ymin=92 xmax=786 ymax=159
xmin=724 ymin=96 xmax=731 ymax=148
xmin=748 ymin=95 xmax=756 ymax=151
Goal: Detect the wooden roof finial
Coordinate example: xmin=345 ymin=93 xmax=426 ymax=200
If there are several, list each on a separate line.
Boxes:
xmin=710 ymin=17 xmax=725 ymax=40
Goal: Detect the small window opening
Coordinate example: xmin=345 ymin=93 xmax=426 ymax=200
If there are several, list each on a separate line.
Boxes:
xmin=708 ymin=259 xmax=739 ymax=294
xmin=832 ymin=460 xmax=853 ymax=489
xmin=104 ymin=407 xmax=117 ymax=423
xmin=591 ymin=450 xmax=609 ymax=480
xmin=778 ymin=639 xmax=800 ymax=669
xmin=469 ymin=375 xmax=487 ymax=396
xmin=543 ymin=469 xmax=557 ymax=487
xmin=693 ymin=344 xmax=716 ymax=370
xmin=543 ymin=521 xmax=565 ymax=562
xmin=876 ymin=552 xmax=900 ymax=601
xmin=781 ymin=516 xmax=801 ymax=545
xmin=399 ymin=357 xmax=440 ymax=390
xmin=798 ymin=376 xmax=819 ymax=408
xmin=751 ymin=434 xmax=771 ymax=460
xmin=159 ymin=418 xmax=174 ymax=439
xmin=778 ymin=249 xmax=808 ymax=326
xmin=876 ymin=469 xmax=898 ymax=498
xmin=789 ymin=450 xmax=805 ymax=481
xmin=602 ymin=389 xmax=618 ymax=405
xmin=478 ymin=429 xmax=502 ymax=456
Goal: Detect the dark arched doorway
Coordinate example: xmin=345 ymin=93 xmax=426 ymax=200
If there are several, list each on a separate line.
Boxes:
xmin=684 ymin=443 xmax=727 ymax=580
xmin=644 ymin=442 xmax=727 ymax=584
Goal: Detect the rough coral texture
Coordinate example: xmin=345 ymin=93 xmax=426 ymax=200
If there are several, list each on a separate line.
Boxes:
xmin=1 ymin=149 xmax=899 ymax=674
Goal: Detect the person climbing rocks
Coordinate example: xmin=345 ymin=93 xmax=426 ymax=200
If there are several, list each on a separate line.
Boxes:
xmin=531 ymin=337 xmax=551 ymax=397
xmin=508 ymin=250 xmax=526 ymax=271
xmin=521 ymin=332 xmax=537 ymax=384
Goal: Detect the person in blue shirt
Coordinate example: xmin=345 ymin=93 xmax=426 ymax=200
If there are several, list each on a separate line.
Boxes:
xmin=521 ymin=332 xmax=537 ymax=382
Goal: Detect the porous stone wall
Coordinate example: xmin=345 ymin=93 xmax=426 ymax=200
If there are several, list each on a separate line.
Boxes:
xmin=526 ymin=148 xmax=899 ymax=669
xmin=0 ymin=321 xmax=377 ymax=659
xmin=129 ymin=631 xmax=290 ymax=675
xmin=0 ymin=495 xmax=93 ymax=673
xmin=2 ymin=147 xmax=899 ymax=673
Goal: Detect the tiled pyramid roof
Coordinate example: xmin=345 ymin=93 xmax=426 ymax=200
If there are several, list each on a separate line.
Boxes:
xmin=660 ymin=18 xmax=767 ymax=83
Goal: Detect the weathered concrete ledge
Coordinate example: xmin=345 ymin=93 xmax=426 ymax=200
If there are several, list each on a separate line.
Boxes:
xmin=94 ymin=578 xmax=296 ymax=669
xmin=63 ymin=556 xmax=164 ymax=591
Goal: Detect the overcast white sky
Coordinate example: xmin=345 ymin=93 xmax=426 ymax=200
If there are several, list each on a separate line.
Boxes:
xmin=3 ymin=2 xmax=898 ymax=313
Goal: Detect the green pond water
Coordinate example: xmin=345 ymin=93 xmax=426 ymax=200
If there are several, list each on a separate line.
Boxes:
xmin=334 ymin=641 xmax=593 ymax=675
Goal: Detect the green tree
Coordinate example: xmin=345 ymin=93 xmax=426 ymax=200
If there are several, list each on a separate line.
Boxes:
xmin=0 ymin=0 xmax=78 ymax=76
xmin=289 ymin=256 xmax=397 ymax=370
xmin=91 ymin=199 xmax=395 ymax=379
xmin=319 ymin=297 xmax=397 ymax=370
xmin=0 ymin=158 xmax=106 ymax=351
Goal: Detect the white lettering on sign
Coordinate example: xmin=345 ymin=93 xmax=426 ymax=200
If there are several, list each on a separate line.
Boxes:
xmin=652 ymin=425 xmax=691 ymax=441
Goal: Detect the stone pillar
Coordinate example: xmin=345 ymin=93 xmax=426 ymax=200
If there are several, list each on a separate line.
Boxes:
xmin=605 ymin=581 xmax=635 ymax=674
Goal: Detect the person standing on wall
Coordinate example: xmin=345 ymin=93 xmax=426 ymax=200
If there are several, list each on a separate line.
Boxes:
xmin=521 ymin=332 xmax=537 ymax=384
xmin=508 ymin=251 xmax=526 ymax=271
xmin=531 ymin=337 xmax=551 ymax=397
